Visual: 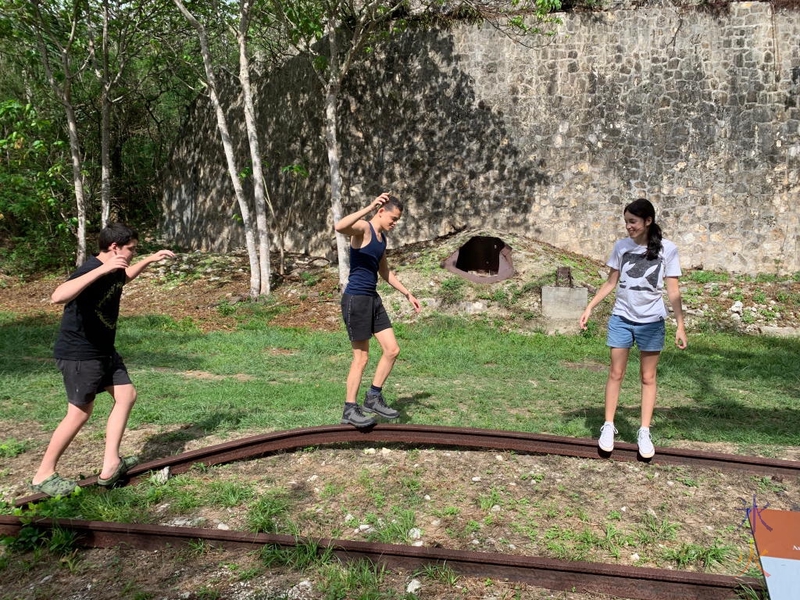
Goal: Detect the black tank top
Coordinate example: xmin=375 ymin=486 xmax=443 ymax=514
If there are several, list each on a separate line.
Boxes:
xmin=344 ymin=222 xmax=386 ymax=296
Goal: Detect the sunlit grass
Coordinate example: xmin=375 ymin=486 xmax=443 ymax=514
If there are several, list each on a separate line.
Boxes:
xmin=2 ymin=311 xmax=799 ymax=449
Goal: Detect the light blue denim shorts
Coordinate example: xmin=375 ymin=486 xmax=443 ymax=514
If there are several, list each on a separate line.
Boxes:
xmin=606 ymin=314 xmax=665 ymax=351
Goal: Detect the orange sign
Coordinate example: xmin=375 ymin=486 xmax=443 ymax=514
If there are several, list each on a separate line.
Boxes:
xmin=750 ymin=508 xmax=800 ymax=600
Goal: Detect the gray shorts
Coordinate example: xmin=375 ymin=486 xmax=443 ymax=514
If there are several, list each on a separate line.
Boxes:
xmin=56 ymin=353 xmax=132 ymax=406
xmin=341 ymin=293 xmax=392 ymax=342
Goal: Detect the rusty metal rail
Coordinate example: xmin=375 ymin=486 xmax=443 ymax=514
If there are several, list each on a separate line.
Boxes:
xmin=18 ymin=423 xmax=799 ymax=507
xmin=9 ymin=424 xmax=782 ymax=599
xmin=0 ymin=515 xmax=761 ymax=600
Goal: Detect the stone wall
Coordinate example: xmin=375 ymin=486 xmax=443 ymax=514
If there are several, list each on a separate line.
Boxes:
xmin=161 ymin=2 xmax=800 ymax=274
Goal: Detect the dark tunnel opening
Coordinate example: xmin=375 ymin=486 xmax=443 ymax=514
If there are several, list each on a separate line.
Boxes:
xmin=442 ymin=236 xmax=515 ymax=283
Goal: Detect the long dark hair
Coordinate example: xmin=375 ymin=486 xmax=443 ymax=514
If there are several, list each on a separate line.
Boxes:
xmin=624 ymin=199 xmax=662 ymax=260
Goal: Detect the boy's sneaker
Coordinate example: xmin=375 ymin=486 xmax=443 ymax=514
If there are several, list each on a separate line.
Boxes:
xmin=637 ymin=427 xmax=655 ymax=458
xmin=30 ymin=473 xmax=78 ymax=497
xmin=363 ymin=391 xmax=400 ymax=419
xmin=598 ymin=422 xmax=617 ymax=452
xmin=341 ymin=402 xmax=377 ymax=428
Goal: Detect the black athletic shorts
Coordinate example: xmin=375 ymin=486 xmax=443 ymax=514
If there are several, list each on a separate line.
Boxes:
xmin=56 ymin=352 xmax=132 ymax=406
xmin=341 ymin=293 xmax=392 ymax=342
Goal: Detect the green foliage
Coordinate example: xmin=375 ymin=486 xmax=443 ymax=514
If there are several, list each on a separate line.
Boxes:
xmin=365 ymin=508 xmax=418 ymax=544
xmin=637 ymin=513 xmax=679 ymax=544
xmin=247 ymin=490 xmax=291 ymax=534
xmin=687 ymin=270 xmax=730 ymax=284
xmin=206 ymin=481 xmax=255 ymax=508
xmin=195 ymin=587 xmax=221 ymax=600
xmin=508 ymin=0 xmax=563 ymax=35
xmin=661 ymin=540 xmax=731 ymax=569
xmin=0 ymin=523 xmax=77 ymax=557
xmin=0 ymin=437 xmax=32 ymax=458
xmin=478 ymin=487 xmax=503 ymax=511
xmin=260 ymin=539 xmax=333 ymax=570
xmin=736 ymin=585 xmax=769 ymax=600
xmin=438 ymin=276 xmax=466 ymax=305
xmin=0 ymin=100 xmax=74 ymax=273
xmin=319 ymin=558 xmax=391 ymax=600
xmin=300 ymin=271 xmax=321 ymax=286
xmin=416 ymin=562 xmax=459 ymax=586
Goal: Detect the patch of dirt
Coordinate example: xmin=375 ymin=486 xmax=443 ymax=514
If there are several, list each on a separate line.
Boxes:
xmin=2 ymin=230 xmax=799 ymax=599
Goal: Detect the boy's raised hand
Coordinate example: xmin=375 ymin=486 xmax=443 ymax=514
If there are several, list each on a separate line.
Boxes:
xmin=370 ymin=192 xmax=391 ymax=211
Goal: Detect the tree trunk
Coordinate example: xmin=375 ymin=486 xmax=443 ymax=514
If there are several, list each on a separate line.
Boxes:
xmin=323 ymin=20 xmax=350 ymax=288
xmin=65 ymin=101 xmax=87 ymax=265
xmin=100 ymin=97 xmax=111 ymax=228
xmin=30 ymin=0 xmax=88 ymax=265
xmin=173 ymin=0 xmax=260 ymax=297
xmin=99 ymin=0 xmax=111 ymax=228
xmin=237 ymin=1 xmax=272 ymax=295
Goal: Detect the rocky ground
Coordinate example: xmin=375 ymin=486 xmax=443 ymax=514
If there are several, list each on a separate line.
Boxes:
xmin=3 ymin=227 xmax=798 ymax=336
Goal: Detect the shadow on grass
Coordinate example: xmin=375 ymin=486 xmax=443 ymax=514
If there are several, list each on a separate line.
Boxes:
xmin=395 ymin=392 xmax=433 ymax=423
xmin=566 ymin=334 xmax=800 ymax=447
xmin=137 ymin=410 xmax=248 ymax=462
xmin=0 ymin=313 xmax=209 ymax=376
xmin=0 ymin=314 xmax=60 ymax=375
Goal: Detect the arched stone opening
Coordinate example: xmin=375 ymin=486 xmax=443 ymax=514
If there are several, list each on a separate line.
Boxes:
xmin=442 ymin=236 xmax=514 ymax=283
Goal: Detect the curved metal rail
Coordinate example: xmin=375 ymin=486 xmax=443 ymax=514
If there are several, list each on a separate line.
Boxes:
xmin=9 ymin=424 xmax=781 ymax=599
xmin=18 ymin=423 xmax=799 ymax=507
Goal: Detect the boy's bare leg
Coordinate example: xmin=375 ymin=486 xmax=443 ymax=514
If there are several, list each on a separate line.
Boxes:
xmin=346 ymin=340 xmax=370 ymax=403
xmin=33 ymin=402 xmax=93 ymax=484
xmin=99 ymin=383 xmax=137 ymax=479
xmin=371 ymin=328 xmax=400 ymax=388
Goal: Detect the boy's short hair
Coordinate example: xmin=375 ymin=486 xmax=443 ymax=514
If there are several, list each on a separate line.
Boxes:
xmin=385 ymin=195 xmax=403 ymax=213
xmin=98 ymin=223 xmax=138 ymax=251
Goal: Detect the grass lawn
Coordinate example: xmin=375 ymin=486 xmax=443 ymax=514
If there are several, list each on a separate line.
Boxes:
xmin=2 ymin=311 xmax=798 ymax=451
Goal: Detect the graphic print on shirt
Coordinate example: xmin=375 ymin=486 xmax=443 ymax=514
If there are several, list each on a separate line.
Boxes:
xmin=618 ymin=251 xmax=661 ymax=293
xmin=95 ymin=279 xmax=124 ymax=331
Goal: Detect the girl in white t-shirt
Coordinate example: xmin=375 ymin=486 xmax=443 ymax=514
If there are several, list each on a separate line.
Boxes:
xmin=579 ymin=199 xmax=687 ymax=459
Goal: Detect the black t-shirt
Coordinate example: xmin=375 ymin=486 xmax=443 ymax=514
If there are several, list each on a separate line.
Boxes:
xmin=53 ymin=256 xmax=127 ymax=360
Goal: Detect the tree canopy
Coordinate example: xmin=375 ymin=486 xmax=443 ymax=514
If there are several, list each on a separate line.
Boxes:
xmin=0 ymin=0 xmax=562 ymax=281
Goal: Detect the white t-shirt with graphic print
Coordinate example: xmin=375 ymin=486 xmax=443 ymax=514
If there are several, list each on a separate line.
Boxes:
xmin=607 ymin=237 xmax=682 ymax=323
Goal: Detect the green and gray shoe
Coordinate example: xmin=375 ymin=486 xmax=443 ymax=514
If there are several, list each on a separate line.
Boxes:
xmin=98 ymin=455 xmax=139 ymax=488
xmin=30 ymin=473 xmax=78 ymax=497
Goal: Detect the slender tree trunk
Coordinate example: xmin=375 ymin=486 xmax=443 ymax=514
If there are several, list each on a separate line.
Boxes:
xmin=65 ymin=101 xmax=87 ymax=265
xmin=173 ymin=0 xmax=260 ymax=297
xmin=237 ymin=0 xmax=272 ymax=295
xmin=323 ymin=19 xmax=350 ymax=288
xmin=31 ymin=0 xmax=88 ymax=265
xmin=100 ymin=0 xmax=111 ymax=228
xmin=100 ymin=98 xmax=111 ymax=227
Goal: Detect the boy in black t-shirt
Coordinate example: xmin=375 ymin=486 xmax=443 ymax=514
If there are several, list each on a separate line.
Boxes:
xmin=30 ymin=224 xmax=175 ymax=497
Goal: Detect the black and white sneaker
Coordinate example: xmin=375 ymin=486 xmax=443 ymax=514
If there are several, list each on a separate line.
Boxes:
xmin=341 ymin=402 xmax=377 ymax=428
xmin=363 ymin=391 xmax=400 ymax=419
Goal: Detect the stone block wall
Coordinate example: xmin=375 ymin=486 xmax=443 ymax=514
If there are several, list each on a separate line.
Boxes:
xmin=161 ymin=2 xmax=800 ymax=274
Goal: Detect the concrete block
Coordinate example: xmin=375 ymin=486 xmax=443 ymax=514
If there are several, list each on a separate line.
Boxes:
xmin=541 ymin=286 xmax=588 ymax=320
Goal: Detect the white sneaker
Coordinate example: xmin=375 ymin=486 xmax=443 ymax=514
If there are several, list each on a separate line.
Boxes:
xmin=598 ymin=422 xmax=617 ymax=452
xmin=637 ymin=427 xmax=655 ymax=458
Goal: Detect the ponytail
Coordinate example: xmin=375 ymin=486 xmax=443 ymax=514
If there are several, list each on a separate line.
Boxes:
xmin=646 ymin=222 xmax=663 ymax=261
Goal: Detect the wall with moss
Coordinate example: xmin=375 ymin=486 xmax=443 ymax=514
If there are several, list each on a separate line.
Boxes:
xmin=162 ymin=1 xmax=800 ymax=274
